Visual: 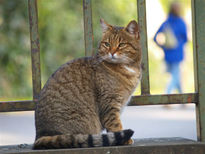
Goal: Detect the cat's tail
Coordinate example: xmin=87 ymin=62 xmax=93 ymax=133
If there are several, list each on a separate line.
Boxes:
xmin=33 ymin=129 xmax=134 ymax=149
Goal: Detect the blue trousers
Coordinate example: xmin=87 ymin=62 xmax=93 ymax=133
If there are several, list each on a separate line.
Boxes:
xmin=166 ymin=62 xmax=182 ymax=94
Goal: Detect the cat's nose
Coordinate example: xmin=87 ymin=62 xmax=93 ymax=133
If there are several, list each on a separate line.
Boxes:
xmin=112 ymin=52 xmax=117 ymax=58
xmin=111 ymin=49 xmax=117 ymax=56
xmin=109 ymin=52 xmax=115 ymax=58
xmin=111 ymin=51 xmax=117 ymax=56
xmin=109 ymin=51 xmax=117 ymax=58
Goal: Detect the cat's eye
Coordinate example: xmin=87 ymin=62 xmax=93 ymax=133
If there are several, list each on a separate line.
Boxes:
xmin=118 ymin=43 xmax=126 ymax=48
xmin=104 ymin=42 xmax=110 ymax=47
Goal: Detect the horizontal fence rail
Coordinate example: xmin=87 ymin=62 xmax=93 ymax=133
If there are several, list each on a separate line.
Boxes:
xmin=0 ymin=93 xmax=198 ymax=112
xmin=129 ymin=93 xmax=198 ymax=106
xmin=0 ymin=100 xmax=35 ymax=112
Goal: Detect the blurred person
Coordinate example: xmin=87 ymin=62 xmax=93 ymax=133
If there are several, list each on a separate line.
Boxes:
xmin=154 ymin=2 xmax=187 ymax=94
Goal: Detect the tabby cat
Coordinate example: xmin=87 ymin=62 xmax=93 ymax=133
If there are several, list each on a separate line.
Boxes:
xmin=33 ymin=19 xmax=142 ymax=149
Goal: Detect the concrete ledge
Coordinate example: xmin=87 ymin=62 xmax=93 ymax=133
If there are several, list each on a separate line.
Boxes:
xmin=1 ymin=138 xmax=205 ymax=154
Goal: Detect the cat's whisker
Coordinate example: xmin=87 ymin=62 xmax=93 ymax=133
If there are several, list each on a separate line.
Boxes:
xmin=120 ymin=55 xmax=135 ymax=63
xmin=118 ymin=55 xmax=130 ymax=63
xmin=94 ymin=55 xmax=110 ymax=65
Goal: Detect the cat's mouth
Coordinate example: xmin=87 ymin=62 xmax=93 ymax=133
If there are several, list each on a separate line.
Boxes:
xmin=107 ymin=58 xmax=118 ymax=63
xmin=105 ymin=53 xmax=122 ymax=63
xmin=105 ymin=56 xmax=126 ymax=64
xmin=99 ymin=53 xmax=130 ymax=64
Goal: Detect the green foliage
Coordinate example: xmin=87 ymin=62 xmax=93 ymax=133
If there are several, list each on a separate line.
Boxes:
xmin=0 ymin=1 xmax=32 ymax=99
xmin=0 ymin=0 xmax=138 ymax=100
xmin=0 ymin=0 xmax=193 ymax=100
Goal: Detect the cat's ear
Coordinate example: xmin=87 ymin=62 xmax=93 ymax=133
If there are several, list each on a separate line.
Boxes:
xmin=125 ymin=20 xmax=140 ymax=39
xmin=100 ymin=19 xmax=112 ymax=33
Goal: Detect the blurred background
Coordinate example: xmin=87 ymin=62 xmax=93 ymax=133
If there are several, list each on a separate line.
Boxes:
xmin=0 ymin=0 xmax=196 ymax=146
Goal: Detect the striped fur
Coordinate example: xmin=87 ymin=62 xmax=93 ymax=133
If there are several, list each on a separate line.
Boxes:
xmin=33 ymin=129 xmax=134 ymax=149
xmin=34 ymin=20 xmax=141 ymax=150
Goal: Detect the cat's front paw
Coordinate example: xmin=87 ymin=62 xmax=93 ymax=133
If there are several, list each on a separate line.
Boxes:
xmin=124 ymin=138 xmax=134 ymax=145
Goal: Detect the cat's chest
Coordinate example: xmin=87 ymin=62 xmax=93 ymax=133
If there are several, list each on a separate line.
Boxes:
xmin=123 ymin=66 xmax=136 ymax=73
xmin=101 ymin=64 xmax=140 ymax=88
xmin=121 ymin=65 xmax=141 ymax=84
xmin=96 ymin=62 xmax=141 ymax=88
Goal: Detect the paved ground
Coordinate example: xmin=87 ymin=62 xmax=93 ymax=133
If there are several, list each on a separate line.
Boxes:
xmin=1 ymin=138 xmax=203 ymax=154
xmin=0 ymin=104 xmax=197 ymax=146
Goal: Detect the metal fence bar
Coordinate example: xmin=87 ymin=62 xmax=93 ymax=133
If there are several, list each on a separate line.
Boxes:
xmin=28 ymin=0 xmax=41 ymax=100
xmin=191 ymin=2 xmax=198 ymax=94
xmin=191 ymin=0 xmax=205 ymax=142
xmin=137 ymin=0 xmax=150 ymax=95
xmin=0 ymin=100 xmax=35 ymax=112
xmin=0 ymin=93 xmax=197 ymax=112
xmin=191 ymin=0 xmax=200 ymax=141
xmin=129 ymin=93 xmax=197 ymax=106
xmin=83 ymin=0 xmax=94 ymax=56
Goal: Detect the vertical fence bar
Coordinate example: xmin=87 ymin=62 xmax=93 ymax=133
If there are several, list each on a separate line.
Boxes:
xmin=28 ymin=0 xmax=41 ymax=100
xmin=191 ymin=0 xmax=200 ymax=141
xmin=137 ymin=0 xmax=150 ymax=95
xmin=191 ymin=0 xmax=205 ymax=141
xmin=83 ymin=0 xmax=94 ymax=56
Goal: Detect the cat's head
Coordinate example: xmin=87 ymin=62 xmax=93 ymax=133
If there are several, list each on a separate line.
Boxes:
xmin=97 ymin=19 xmax=141 ymax=64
